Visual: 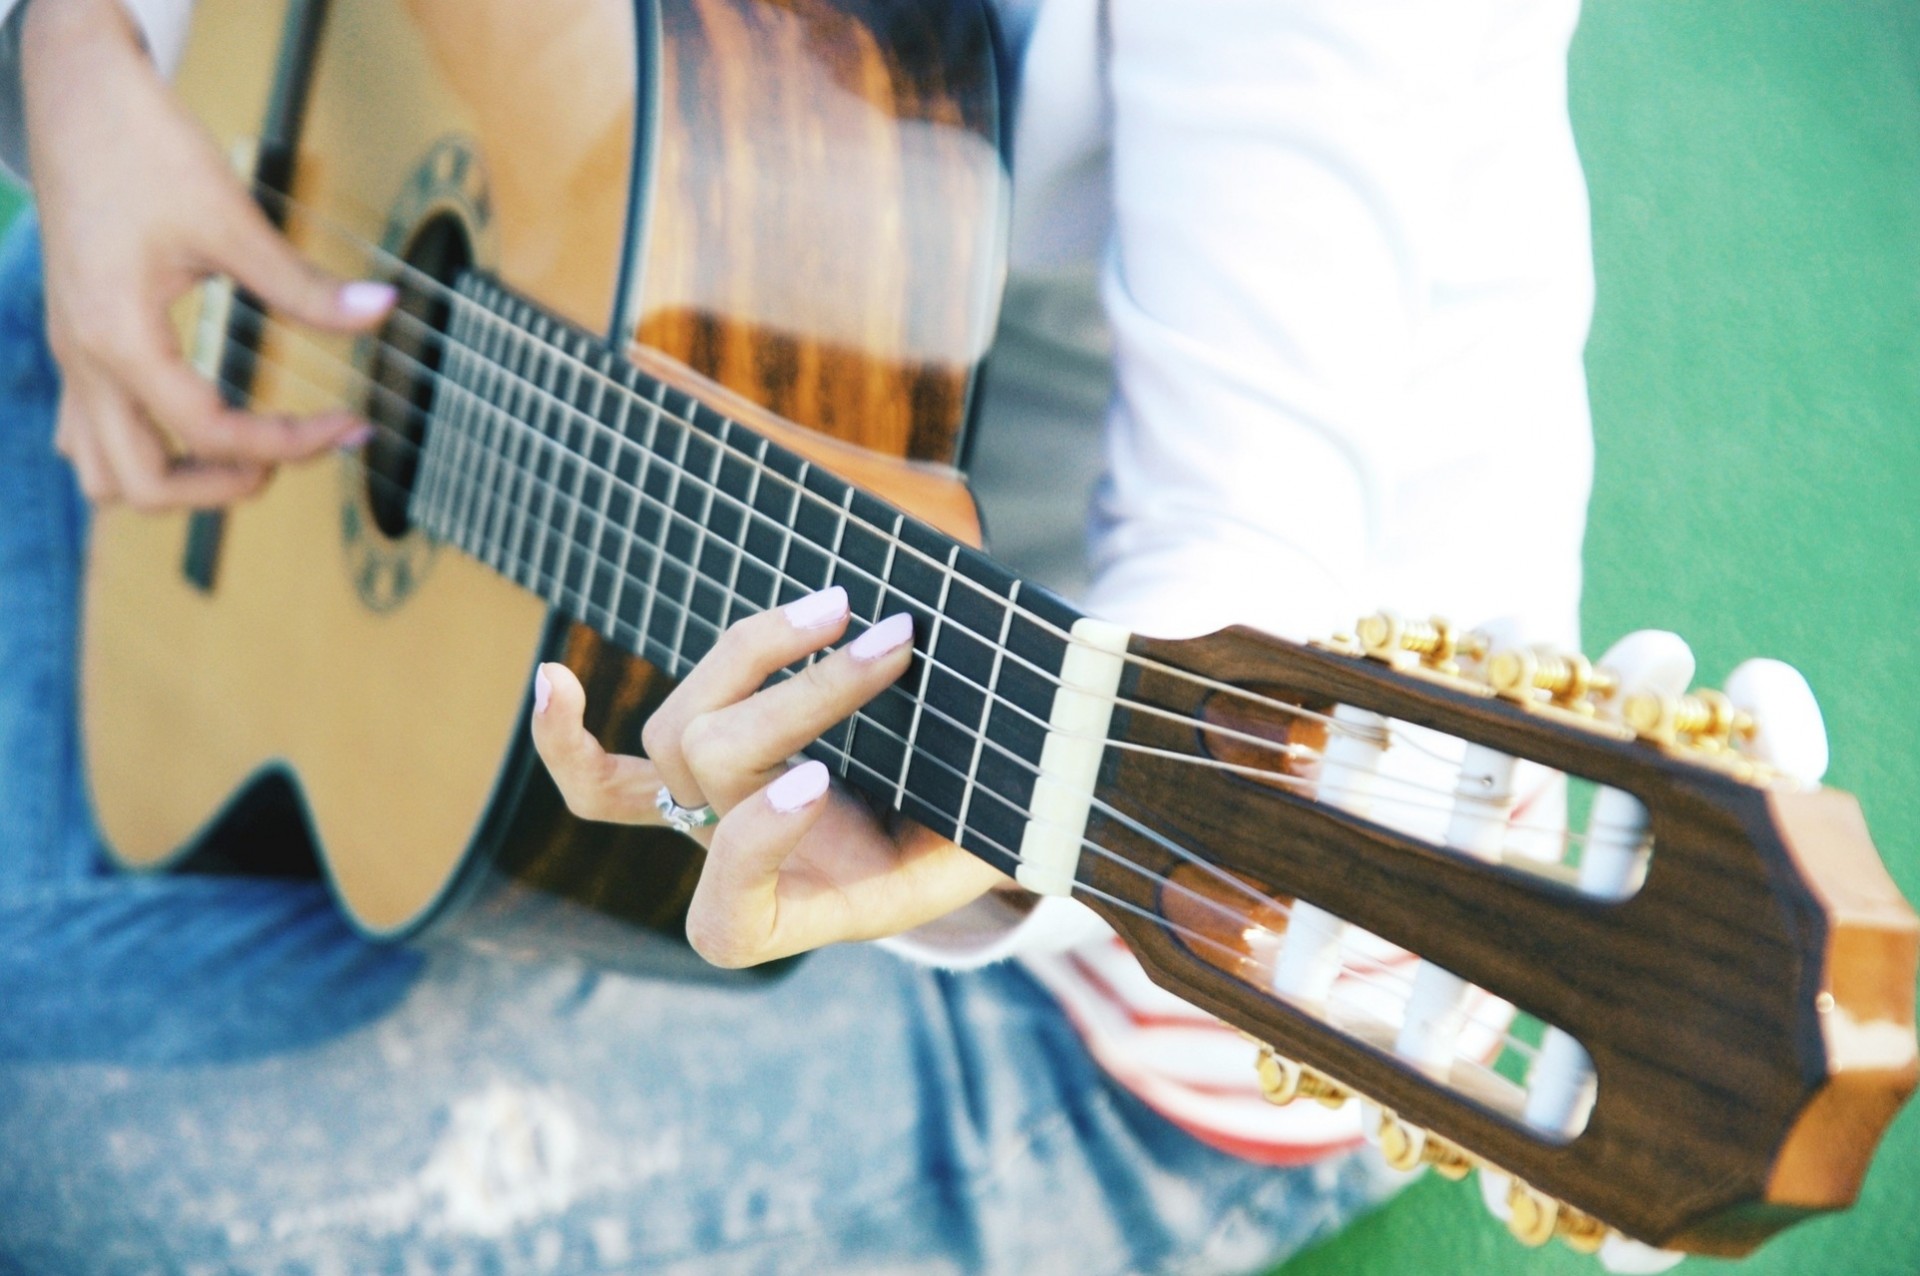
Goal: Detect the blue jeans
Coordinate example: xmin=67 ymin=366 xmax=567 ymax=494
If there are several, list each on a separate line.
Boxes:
xmin=0 ymin=213 xmax=1396 ymax=1275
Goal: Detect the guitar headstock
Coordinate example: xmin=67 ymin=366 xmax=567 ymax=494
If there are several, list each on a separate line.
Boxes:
xmin=1076 ymin=613 xmax=1918 ymax=1260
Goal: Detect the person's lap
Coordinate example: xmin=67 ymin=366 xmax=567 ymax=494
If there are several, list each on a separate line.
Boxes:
xmin=0 ymin=212 xmax=1395 ymax=1275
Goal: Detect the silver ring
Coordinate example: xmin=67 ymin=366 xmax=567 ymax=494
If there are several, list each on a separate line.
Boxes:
xmin=655 ymin=786 xmax=718 ymax=835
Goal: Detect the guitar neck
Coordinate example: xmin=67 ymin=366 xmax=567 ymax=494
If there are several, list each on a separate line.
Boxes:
xmin=409 ymin=273 xmax=1084 ymax=878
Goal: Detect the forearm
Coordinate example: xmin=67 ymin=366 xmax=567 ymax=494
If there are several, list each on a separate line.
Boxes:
xmin=0 ymin=0 xmax=197 ymax=182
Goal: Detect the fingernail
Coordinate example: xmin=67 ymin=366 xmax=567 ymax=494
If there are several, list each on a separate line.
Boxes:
xmin=339 ymin=281 xmax=397 ymax=318
xmin=533 ymin=667 xmax=552 ymax=715
xmin=337 ymin=423 xmax=374 ymax=451
xmin=849 ymin=613 xmax=913 ymax=662
xmin=767 ymin=760 xmax=830 ymax=813
xmin=784 ymin=585 xmax=848 ymax=630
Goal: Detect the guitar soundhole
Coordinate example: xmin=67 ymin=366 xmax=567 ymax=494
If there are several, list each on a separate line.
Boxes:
xmin=363 ymin=212 xmax=473 ymax=540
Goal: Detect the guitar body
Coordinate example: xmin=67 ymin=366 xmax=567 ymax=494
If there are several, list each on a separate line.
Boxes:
xmin=82 ymin=0 xmax=1006 ymax=952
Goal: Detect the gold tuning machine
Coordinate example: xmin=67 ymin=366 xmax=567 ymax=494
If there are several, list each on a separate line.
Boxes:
xmin=1624 ymin=687 xmax=1757 ymax=752
xmin=1356 ymin=611 xmax=1489 ymax=676
xmin=1254 ymin=1046 xmax=1353 ymax=1109
xmin=1503 ymin=1180 xmax=1608 ymax=1254
xmin=1376 ymin=1112 xmax=1472 ymax=1179
xmin=1486 ymin=645 xmax=1620 ymax=712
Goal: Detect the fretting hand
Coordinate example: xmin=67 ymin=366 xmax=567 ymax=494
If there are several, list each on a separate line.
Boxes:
xmin=529 ymin=585 xmax=1018 ymax=967
xmin=21 ymin=0 xmax=394 ymax=510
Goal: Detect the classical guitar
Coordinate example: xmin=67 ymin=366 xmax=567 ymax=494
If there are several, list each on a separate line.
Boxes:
xmin=81 ymin=0 xmax=1917 ymax=1263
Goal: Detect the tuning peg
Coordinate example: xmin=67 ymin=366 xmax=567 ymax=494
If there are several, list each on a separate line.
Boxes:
xmin=1355 ymin=611 xmax=1489 ymax=675
xmin=1623 ymin=687 xmax=1755 ymax=751
xmin=1502 ymin=1179 xmax=1610 ymax=1253
xmin=1724 ymin=658 xmax=1829 ymax=785
xmin=1559 ymin=1208 xmax=1609 ymax=1255
xmin=1505 ymin=1180 xmax=1560 ymax=1247
xmin=1376 ymin=1111 xmax=1472 ymax=1179
xmin=1487 ymin=644 xmax=1619 ymax=711
xmin=1253 ymin=1046 xmax=1352 ymax=1109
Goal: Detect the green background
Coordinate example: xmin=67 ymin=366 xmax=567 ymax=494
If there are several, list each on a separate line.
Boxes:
xmin=1282 ymin=3 xmax=1920 ymax=1275
xmin=3 ymin=0 xmax=1915 ymax=1272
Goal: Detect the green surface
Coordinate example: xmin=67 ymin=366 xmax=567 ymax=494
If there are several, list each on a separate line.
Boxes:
xmin=1282 ymin=4 xmax=1920 ymax=1275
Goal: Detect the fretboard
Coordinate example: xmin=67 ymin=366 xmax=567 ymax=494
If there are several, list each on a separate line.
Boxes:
xmin=409 ymin=274 xmax=1087 ymax=876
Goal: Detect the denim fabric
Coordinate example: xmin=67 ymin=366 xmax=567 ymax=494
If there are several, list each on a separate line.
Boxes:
xmin=0 ymin=213 xmax=1398 ymax=1275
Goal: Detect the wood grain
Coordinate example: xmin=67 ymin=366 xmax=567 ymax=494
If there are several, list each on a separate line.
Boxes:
xmin=1088 ymin=625 xmax=1917 ymax=1252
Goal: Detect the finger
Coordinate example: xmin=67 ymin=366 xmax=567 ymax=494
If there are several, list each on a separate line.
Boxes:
xmin=214 ymin=194 xmax=395 ymax=334
xmin=640 ymin=584 xmax=852 ymax=806
xmin=684 ymin=760 xmax=834 ymax=967
xmin=100 ymin=306 xmax=370 ymax=464
xmin=529 ymin=661 xmax=666 ymax=824
xmin=678 ymin=610 xmax=915 ymax=809
xmin=54 ymin=389 xmax=118 ymax=504
xmin=77 ymin=377 xmax=268 ymax=511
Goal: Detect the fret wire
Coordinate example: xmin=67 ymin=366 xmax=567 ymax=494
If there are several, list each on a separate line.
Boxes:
xmin=414 ymin=307 xmax=453 ymax=530
xmin=670 ymin=413 xmax=727 ymax=666
xmin=531 ymin=317 xmax=568 ymax=598
xmin=426 ymin=326 xmax=462 ymax=528
xmin=557 ymin=332 xmax=596 ymax=610
xmin=615 ymin=374 xmax=665 ymax=648
xmin=443 ymin=321 xmax=483 ymax=533
xmin=576 ymin=353 xmax=611 ymax=626
xmin=596 ymin=376 xmax=636 ymax=636
xmin=495 ymin=312 xmax=533 ymax=575
xmin=450 ymin=307 xmax=497 ymax=553
xmin=543 ymin=321 xmax=572 ymax=593
xmin=500 ymin=315 xmax=540 ymax=574
xmin=718 ymin=433 xmax=768 ymax=633
xmin=897 ymin=539 xmax=957 ymax=809
xmin=437 ymin=309 xmax=476 ymax=550
xmin=522 ymin=316 xmax=560 ymax=594
xmin=636 ymin=380 xmax=681 ymax=672
xmin=956 ymin=579 xmax=1020 ymax=836
xmin=492 ymin=313 xmax=536 ymax=574
xmin=827 ymin=485 xmax=863 ymax=779
xmin=775 ymin=461 xmax=808 ymax=611
xmin=475 ymin=306 xmax=516 ymax=570
xmin=468 ymin=312 xmax=511 ymax=570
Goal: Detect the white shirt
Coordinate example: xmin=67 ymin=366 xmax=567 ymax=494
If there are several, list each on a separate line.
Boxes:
xmin=0 ymin=0 xmax=1597 ymax=1161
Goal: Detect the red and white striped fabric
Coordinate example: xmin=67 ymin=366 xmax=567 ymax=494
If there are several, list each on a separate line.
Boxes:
xmin=1021 ymin=927 xmax=1513 ymax=1164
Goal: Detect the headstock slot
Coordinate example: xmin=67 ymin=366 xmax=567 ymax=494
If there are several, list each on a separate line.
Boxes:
xmin=1077 ymin=625 xmax=1916 ymax=1254
xmin=1160 ymin=861 xmax=1588 ymax=1137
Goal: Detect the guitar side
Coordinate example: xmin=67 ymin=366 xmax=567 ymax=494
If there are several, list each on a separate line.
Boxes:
xmin=80 ymin=0 xmax=1007 ymax=948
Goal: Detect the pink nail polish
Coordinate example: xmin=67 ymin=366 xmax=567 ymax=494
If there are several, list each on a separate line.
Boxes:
xmin=849 ymin=613 xmax=913 ymax=662
xmin=767 ymin=760 xmax=830 ymax=813
xmin=784 ymin=585 xmax=849 ymax=631
xmin=533 ymin=667 xmax=552 ymax=715
xmin=337 ymin=423 xmax=375 ymax=451
xmin=339 ymin=281 xmax=397 ymax=318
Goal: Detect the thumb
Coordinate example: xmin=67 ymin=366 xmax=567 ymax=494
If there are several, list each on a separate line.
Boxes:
xmin=685 ymin=760 xmax=834 ymax=968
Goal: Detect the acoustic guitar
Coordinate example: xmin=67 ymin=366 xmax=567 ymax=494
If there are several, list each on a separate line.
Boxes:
xmin=81 ymin=0 xmax=1917 ymax=1262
